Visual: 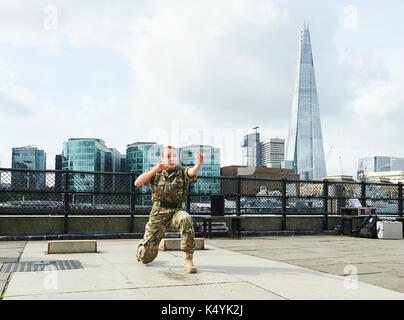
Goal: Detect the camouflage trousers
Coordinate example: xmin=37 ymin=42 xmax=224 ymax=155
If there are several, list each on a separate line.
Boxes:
xmin=136 ymin=206 xmax=196 ymax=264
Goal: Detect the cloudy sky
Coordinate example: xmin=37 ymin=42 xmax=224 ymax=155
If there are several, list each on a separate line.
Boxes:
xmin=0 ymin=0 xmax=403 ymax=177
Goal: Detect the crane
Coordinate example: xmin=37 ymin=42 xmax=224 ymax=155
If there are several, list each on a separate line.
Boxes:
xmin=325 ymin=145 xmax=333 ymax=164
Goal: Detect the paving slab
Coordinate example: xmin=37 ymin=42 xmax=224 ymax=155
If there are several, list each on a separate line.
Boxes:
xmin=4 ymin=282 xmax=282 ymax=300
xmin=0 ymin=248 xmax=24 ymax=257
xmin=0 ymin=241 xmax=26 ymax=295
xmin=0 ymin=273 xmax=9 ymax=281
xmin=303 ymin=263 xmax=385 ymax=276
xmin=3 ymin=239 xmax=404 ymax=300
xmin=0 ymin=241 xmax=27 ymax=248
xmin=208 ymin=236 xmax=404 ymax=294
xmin=357 ymin=273 xmax=404 ymax=293
xmin=0 ymin=280 xmax=7 ymax=288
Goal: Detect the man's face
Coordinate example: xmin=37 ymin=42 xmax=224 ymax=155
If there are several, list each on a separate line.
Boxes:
xmin=162 ymin=148 xmax=178 ymax=169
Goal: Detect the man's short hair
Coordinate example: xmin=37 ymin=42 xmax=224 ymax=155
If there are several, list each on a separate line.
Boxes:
xmin=162 ymin=145 xmax=177 ymax=156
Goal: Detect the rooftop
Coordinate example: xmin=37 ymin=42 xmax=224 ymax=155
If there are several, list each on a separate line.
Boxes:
xmin=12 ymin=146 xmax=38 ymax=150
xmin=127 ymin=142 xmax=159 ymax=147
xmin=68 ymin=138 xmax=105 ymax=144
xmin=2 ymin=235 xmax=404 ymax=300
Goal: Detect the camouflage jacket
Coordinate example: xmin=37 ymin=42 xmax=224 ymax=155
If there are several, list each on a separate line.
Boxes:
xmin=144 ymin=165 xmax=197 ymax=205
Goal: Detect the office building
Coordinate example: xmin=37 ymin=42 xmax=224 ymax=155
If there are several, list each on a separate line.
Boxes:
xmin=12 ymin=145 xmax=46 ymax=170
xmin=241 ymin=131 xmax=261 ymax=167
xmin=221 ymin=165 xmax=299 ymax=196
xmin=358 ymin=171 xmax=404 ymax=184
xmin=61 ymin=138 xmax=124 ymax=192
xmin=179 ymin=144 xmax=221 ymax=195
xmin=285 ymin=21 xmax=327 ymax=180
xmin=126 ymin=142 xmax=162 ymax=206
xmin=357 ymin=156 xmax=404 ymax=180
xmin=62 ymin=138 xmax=112 ymax=172
xmin=55 ymin=154 xmax=63 ymax=191
xmin=126 ymin=142 xmax=163 ymax=175
xmin=261 ymin=138 xmax=284 ymax=168
xmin=179 ymin=144 xmax=220 ymax=176
xmin=110 ymin=147 xmax=126 ymax=173
xmin=11 ymin=145 xmax=46 ymax=190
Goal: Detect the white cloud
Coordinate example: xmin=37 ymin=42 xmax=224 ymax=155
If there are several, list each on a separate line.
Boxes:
xmin=349 ymin=81 xmax=401 ymax=117
xmin=0 ymin=0 xmax=403 ymax=179
xmin=323 ymin=43 xmax=404 ymax=177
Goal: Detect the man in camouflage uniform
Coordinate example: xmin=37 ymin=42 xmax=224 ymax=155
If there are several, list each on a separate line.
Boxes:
xmin=134 ymin=146 xmax=205 ymax=273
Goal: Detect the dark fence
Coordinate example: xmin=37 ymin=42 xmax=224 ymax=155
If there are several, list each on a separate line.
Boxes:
xmin=1 ymin=167 xmax=403 ymax=229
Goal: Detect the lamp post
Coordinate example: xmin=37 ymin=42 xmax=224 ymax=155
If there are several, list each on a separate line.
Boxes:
xmin=21 ymin=160 xmax=33 ymax=201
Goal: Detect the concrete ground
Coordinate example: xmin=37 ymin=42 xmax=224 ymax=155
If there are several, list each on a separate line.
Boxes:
xmin=0 ymin=241 xmax=26 ymax=297
xmin=1 ymin=235 xmax=404 ymax=300
xmin=209 ymin=235 xmax=404 ymax=294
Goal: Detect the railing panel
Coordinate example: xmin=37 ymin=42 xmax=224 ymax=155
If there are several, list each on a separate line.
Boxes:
xmin=1 ymin=168 xmax=403 ymax=216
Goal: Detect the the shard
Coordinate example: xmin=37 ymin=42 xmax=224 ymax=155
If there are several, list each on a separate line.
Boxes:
xmin=285 ymin=21 xmax=327 ymax=180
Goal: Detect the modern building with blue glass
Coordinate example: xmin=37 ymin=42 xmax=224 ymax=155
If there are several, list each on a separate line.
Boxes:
xmin=60 ymin=138 xmax=125 ymax=192
xmin=126 ymin=142 xmax=163 ymax=175
xmin=62 ymin=139 xmax=113 ymax=172
xmin=11 ymin=145 xmax=46 ymax=190
xmin=178 ymin=144 xmax=221 ymax=195
xmin=55 ymin=154 xmax=63 ymax=191
xmin=357 ymin=156 xmax=404 ymax=180
xmin=126 ymin=142 xmax=163 ymax=206
xmin=127 ymin=142 xmax=220 ymax=205
xmin=285 ymin=21 xmax=327 ymax=180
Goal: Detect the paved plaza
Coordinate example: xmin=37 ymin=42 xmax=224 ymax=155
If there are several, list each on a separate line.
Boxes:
xmin=1 ymin=235 xmax=404 ymax=300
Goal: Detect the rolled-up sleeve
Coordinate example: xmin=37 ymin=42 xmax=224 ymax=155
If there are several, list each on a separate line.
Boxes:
xmin=184 ymin=166 xmax=198 ymax=183
xmin=143 ymin=167 xmax=155 ymax=186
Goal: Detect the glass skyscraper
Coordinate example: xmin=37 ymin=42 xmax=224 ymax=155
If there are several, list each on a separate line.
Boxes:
xmin=357 ymin=156 xmax=404 ymax=179
xmin=178 ymin=144 xmax=221 ymax=195
xmin=11 ymin=146 xmax=47 ymax=190
xmin=126 ymin=142 xmax=163 ymax=175
xmin=62 ymin=139 xmax=113 ymax=172
xmin=241 ymin=131 xmax=261 ymax=167
xmin=61 ymin=138 xmax=124 ymax=192
xmin=179 ymin=145 xmax=220 ymax=177
xmin=12 ymin=146 xmax=46 ymax=171
xmin=55 ymin=154 xmax=63 ymax=191
xmin=61 ymin=139 xmax=126 ymax=173
xmin=285 ymin=21 xmax=327 ymax=180
xmin=126 ymin=142 xmax=163 ymax=206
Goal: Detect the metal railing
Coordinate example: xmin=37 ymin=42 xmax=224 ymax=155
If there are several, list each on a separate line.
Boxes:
xmin=0 ymin=167 xmax=402 ymax=232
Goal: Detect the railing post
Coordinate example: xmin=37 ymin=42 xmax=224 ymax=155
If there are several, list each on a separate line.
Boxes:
xmin=323 ymin=179 xmax=328 ymax=230
xmin=398 ymin=182 xmax=403 ymax=217
xmin=236 ymin=175 xmax=241 ymax=216
xmin=281 ymin=178 xmax=287 ymax=230
xmin=63 ymin=169 xmax=70 ymax=234
xmin=361 ymin=181 xmax=366 ymax=207
xmin=186 ymin=193 xmax=191 ymax=212
xmin=129 ymin=173 xmax=135 ymax=233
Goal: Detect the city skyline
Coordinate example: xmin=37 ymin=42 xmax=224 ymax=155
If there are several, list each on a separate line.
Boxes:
xmin=1 ymin=1 xmax=403 ymax=177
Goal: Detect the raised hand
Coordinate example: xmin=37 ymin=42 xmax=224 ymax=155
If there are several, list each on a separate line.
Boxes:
xmin=154 ymin=159 xmax=170 ymax=172
xmin=195 ymin=150 xmax=206 ymax=165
